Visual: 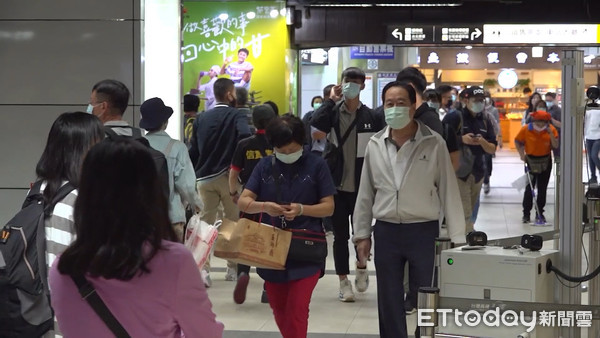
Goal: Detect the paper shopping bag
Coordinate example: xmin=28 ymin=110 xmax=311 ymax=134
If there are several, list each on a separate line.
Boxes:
xmin=214 ymin=217 xmax=291 ymax=270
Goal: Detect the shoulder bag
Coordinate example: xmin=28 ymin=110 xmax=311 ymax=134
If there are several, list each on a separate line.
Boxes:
xmin=71 ymin=275 xmax=131 ymax=338
xmin=321 ymin=104 xmax=360 ymax=187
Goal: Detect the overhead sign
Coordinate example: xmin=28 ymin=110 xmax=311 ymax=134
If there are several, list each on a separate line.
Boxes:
xmin=387 ymin=25 xmax=483 ymax=44
xmin=418 ymin=47 xmax=600 ymax=70
xmin=350 ymin=45 xmax=394 ymax=59
xmin=386 ymin=25 xmax=434 ymax=44
xmin=436 ymin=25 xmax=483 ymax=44
xmin=483 ymin=24 xmax=599 ymax=44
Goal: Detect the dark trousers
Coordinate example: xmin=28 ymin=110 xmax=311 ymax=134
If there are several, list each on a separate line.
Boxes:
xmin=374 ymin=220 xmax=438 ymax=338
xmin=483 ymin=153 xmax=493 ymax=184
xmin=523 ymin=156 xmax=552 ymax=216
xmin=332 ymin=190 xmax=358 ymax=275
xmin=586 ymin=139 xmax=600 ymax=179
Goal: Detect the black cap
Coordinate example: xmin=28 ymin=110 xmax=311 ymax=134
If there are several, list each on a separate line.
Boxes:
xmin=463 ymin=86 xmax=485 ymax=99
xmin=140 ymin=97 xmax=174 ymax=130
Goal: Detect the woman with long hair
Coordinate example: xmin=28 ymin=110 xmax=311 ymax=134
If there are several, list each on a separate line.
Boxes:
xmin=36 ymin=112 xmax=104 ymax=269
xmin=49 ymin=138 xmax=223 ymax=337
xmin=522 ymin=92 xmax=542 ymax=125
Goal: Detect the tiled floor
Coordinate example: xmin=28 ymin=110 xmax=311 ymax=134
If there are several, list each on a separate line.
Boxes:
xmin=205 ymin=147 xmax=591 ymax=338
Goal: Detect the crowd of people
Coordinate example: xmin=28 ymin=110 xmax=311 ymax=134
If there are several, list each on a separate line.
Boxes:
xmin=19 ymin=65 xmax=566 ymax=338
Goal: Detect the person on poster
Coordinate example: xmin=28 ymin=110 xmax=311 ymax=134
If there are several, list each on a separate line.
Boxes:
xmin=193 ymin=65 xmax=221 ymax=111
xmin=221 ymin=48 xmax=254 ymax=90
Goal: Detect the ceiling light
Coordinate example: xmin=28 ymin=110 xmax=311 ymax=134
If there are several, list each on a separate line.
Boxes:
xmin=465 ymin=45 xmax=473 ymax=49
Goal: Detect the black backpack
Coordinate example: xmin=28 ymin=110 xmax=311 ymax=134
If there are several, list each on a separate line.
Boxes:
xmin=0 ymin=181 xmax=75 ymax=337
xmin=104 ymin=126 xmax=170 ymax=199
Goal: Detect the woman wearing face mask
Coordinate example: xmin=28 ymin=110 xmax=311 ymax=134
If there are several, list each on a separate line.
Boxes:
xmin=352 ymin=81 xmax=465 ymax=338
xmin=237 ymin=114 xmax=335 ymax=338
xmin=514 ymin=111 xmax=558 ymax=224
xmin=522 ymin=92 xmax=542 ymax=125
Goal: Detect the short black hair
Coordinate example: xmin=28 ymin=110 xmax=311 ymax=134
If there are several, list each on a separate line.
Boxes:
xmin=252 ymin=105 xmax=277 ymax=130
xmin=92 ymin=79 xmax=130 ymax=115
xmin=183 ymin=94 xmax=199 ymax=112
xmin=236 ymin=87 xmax=249 ymax=106
xmin=381 ymin=81 xmax=417 ymax=105
xmin=213 ymin=78 xmax=234 ymax=101
xmin=436 ymin=85 xmax=453 ymax=96
xmin=238 ymin=48 xmax=249 ymax=56
xmin=423 ymin=89 xmax=441 ymax=102
xmin=311 ymin=96 xmax=323 ymax=106
xmin=323 ymin=84 xmax=335 ymax=99
xmin=396 ymin=67 xmax=427 ymax=94
xmin=545 ymin=92 xmax=557 ymax=99
xmin=266 ymin=114 xmax=306 ymax=148
xmin=341 ymin=67 xmax=366 ymax=83
xmin=264 ymin=100 xmax=279 ymax=115
xmin=523 ymin=87 xmax=533 ymax=95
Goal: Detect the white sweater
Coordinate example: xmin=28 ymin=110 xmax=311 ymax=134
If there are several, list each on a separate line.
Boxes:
xmin=352 ymin=122 xmax=465 ymax=243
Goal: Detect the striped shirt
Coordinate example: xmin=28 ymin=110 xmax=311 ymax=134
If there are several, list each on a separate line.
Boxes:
xmin=39 ymin=181 xmax=76 ymax=338
xmin=39 ymin=181 xmax=77 ymax=270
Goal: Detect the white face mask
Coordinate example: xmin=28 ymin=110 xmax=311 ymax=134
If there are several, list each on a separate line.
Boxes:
xmin=275 ymin=149 xmax=303 ymax=164
xmin=342 ymin=82 xmax=361 ymax=99
xmin=427 ymin=101 xmax=440 ymax=111
xmin=533 ymin=123 xmax=548 ymax=132
xmin=384 ymin=106 xmax=411 ymax=129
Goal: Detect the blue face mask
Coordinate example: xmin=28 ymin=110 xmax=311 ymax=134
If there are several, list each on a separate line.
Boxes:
xmin=86 ymin=104 xmax=95 ymax=114
xmin=469 ymin=102 xmax=485 ymax=114
xmin=384 ymin=106 xmax=411 ymax=129
xmin=342 ymin=82 xmax=361 ymax=99
xmin=452 ymin=94 xmax=457 ymax=102
xmin=427 ymin=101 xmax=440 ymax=111
xmin=275 ymin=149 xmax=303 ymax=164
xmin=545 ymin=100 xmax=554 ymax=108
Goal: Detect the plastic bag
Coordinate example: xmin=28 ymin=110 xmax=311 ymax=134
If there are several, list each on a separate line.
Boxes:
xmin=184 ymin=214 xmax=220 ymax=269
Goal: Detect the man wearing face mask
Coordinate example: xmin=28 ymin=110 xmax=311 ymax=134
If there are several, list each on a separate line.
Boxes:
xmin=514 ymin=111 xmax=558 ymax=224
xmin=442 ymin=86 xmax=497 ymax=233
xmin=545 ymin=92 xmax=562 ymax=160
xmin=88 ymin=79 xmax=139 ymax=136
xmin=353 ymin=81 xmax=464 ymax=338
xmin=311 ymin=67 xmax=384 ymax=302
xmin=189 ymin=77 xmax=252 ymax=284
xmin=302 ymin=86 xmax=333 ymax=154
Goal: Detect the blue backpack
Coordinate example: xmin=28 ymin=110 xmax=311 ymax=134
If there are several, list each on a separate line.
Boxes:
xmin=0 ymin=181 xmax=75 ymax=337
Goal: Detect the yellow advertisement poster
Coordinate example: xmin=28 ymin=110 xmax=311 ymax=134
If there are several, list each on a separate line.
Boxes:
xmin=182 ymin=1 xmax=290 ymax=113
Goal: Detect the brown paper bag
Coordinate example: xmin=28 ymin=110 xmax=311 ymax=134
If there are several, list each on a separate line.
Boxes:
xmin=214 ymin=217 xmax=291 ymax=270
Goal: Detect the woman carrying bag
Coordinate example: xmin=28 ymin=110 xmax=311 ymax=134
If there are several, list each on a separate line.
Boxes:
xmin=515 ymin=110 xmax=558 ymax=224
xmin=237 ymin=114 xmax=335 ymax=338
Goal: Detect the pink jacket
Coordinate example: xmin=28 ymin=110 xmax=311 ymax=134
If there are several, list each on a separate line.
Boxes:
xmin=49 ymin=240 xmax=224 ymax=338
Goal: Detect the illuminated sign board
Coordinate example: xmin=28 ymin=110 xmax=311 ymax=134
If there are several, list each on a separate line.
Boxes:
xmin=483 ymin=24 xmax=599 ymax=44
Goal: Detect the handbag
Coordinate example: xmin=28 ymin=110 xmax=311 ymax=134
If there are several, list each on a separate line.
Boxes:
xmin=271 ymin=157 xmax=328 ymax=264
xmin=456 ymin=144 xmax=475 ymax=178
xmin=71 ymin=275 xmax=130 ymax=338
xmin=321 ymin=104 xmax=360 ymax=187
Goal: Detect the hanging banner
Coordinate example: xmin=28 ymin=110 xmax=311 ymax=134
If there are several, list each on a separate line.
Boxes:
xmin=182 ymin=1 xmax=290 ymax=113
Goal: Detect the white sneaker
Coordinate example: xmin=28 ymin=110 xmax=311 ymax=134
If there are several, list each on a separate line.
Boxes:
xmin=339 ymin=279 xmax=355 ymax=302
xmin=355 ymin=265 xmax=369 ymax=292
xmin=201 ymin=270 xmax=212 ymax=288
xmin=225 ymin=267 xmax=237 ymax=281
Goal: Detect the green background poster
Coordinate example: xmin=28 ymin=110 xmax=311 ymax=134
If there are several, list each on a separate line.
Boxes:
xmin=182 ymin=1 xmax=290 ymax=114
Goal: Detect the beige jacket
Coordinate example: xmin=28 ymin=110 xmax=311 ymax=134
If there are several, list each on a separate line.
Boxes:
xmin=352 ymin=122 xmax=465 ymax=243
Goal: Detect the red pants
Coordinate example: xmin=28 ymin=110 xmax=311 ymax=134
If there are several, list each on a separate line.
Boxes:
xmin=264 ymin=271 xmax=320 ymax=338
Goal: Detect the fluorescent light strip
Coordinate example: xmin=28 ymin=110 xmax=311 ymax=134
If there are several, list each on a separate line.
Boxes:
xmin=376 ymin=3 xmax=462 ymax=6
xmin=309 ymin=3 xmax=462 ymax=7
